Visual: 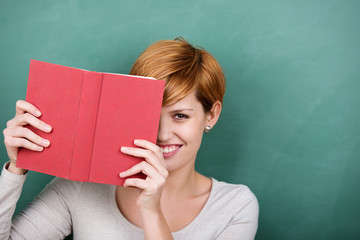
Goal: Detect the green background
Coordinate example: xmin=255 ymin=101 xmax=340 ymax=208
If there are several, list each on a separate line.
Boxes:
xmin=1 ymin=0 xmax=359 ymax=239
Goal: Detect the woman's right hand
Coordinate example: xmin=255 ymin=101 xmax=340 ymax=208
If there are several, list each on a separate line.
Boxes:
xmin=3 ymin=100 xmax=52 ymax=174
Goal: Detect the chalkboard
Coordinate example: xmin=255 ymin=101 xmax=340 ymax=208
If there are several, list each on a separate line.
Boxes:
xmin=0 ymin=0 xmax=359 ymax=239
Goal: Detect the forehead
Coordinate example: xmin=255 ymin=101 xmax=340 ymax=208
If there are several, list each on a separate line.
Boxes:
xmin=162 ymin=91 xmax=202 ymax=111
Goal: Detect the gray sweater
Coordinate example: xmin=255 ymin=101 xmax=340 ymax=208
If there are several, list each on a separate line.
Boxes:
xmin=0 ymin=163 xmax=258 ymax=240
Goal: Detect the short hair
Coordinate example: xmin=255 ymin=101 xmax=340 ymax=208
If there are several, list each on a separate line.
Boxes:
xmin=129 ymin=37 xmax=226 ymax=112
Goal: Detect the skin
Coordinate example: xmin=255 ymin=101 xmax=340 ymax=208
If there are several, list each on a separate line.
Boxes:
xmin=3 ymin=91 xmax=222 ymax=239
xmin=4 ymin=100 xmax=52 ymax=175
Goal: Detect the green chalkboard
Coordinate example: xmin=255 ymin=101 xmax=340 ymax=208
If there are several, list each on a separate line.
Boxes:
xmin=0 ymin=0 xmax=359 ymax=239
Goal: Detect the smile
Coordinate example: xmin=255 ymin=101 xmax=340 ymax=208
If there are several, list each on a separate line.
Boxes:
xmin=160 ymin=145 xmax=181 ymax=153
xmin=159 ymin=145 xmax=182 ymax=158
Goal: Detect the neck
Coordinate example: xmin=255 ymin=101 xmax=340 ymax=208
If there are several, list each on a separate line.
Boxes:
xmin=162 ymin=162 xmax=206 ymax=200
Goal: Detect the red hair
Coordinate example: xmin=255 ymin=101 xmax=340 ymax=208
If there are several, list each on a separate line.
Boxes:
xmin=129 ymin=37 xmax=225 ymax=112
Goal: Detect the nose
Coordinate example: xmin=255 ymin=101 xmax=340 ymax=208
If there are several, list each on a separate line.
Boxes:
xmin=157 ymin=117 xmax=172 ymax=143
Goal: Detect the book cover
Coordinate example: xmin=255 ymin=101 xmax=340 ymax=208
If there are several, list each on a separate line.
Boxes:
xmin=17 ymin=59 xmax=164 ymax=185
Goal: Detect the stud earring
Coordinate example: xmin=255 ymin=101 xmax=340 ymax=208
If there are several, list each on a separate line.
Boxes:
xmin=205 ymin=126 xmax=212 ymax=132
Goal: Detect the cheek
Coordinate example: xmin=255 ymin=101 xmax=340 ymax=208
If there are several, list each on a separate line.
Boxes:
xmin=182 ymin=124 xmax=205 ymax=148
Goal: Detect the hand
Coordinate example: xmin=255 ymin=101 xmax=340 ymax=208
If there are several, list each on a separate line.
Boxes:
xmin=120 ymin=139 xmax=168 ymax=214
xmin=3 ymin=100 xmax=52 ymax=174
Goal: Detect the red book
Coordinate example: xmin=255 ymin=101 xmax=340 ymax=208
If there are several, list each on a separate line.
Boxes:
xmin=17 ymin=59 xmax=164 ymax=185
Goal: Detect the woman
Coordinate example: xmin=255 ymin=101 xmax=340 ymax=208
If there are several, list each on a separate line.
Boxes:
xmin=0 ymin=38 xmax=259 ymax=239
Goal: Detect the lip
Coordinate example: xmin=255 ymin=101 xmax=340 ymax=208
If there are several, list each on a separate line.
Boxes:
xmin=158 ymin=144 xmax=182 ymax=158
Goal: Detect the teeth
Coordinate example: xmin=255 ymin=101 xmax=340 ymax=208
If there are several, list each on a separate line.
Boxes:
xmin=160 ymin=145 xmax=179 ymax=153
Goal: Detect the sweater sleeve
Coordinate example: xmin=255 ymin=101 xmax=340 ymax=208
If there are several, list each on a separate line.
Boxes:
xmin=0 ymin=162 xmax=27 ymax=239
xmin=216 ymin=187 xmax=259 ymax=240
xmin=0 ymin=162 xmax=81 ymax=239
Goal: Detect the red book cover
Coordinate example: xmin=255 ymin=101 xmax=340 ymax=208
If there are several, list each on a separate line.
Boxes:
xmin=16 ymin=59 xmax=164 ymax=185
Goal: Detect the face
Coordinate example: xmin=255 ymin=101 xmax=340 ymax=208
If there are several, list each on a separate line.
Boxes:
xmin=157 ymin=91 xmax=209 ymax=172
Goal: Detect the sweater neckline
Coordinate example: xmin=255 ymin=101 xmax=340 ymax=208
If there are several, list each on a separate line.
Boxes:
xmin=110 ymin=178 xmax=217 ymax=234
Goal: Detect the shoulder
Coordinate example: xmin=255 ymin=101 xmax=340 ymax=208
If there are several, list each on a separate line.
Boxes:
xmin=43 ymin=177 xmax=83 ymax=194
xmin=210 ymin=178 xmax=259 ymax=217
xmin=35 ymin=177 xmax=84 ymax=208
xmin=41 ymin=177 xmax=114 ymax=202
xmin=194 ymin=179 xmax=259 ymax=238
xmin=211 ymin=178 xmax=257 ymax=202
xmin=45 ymin=177 xmax=113 ymax=195
xmin=38 ymin=178 xmax=114 ymax=211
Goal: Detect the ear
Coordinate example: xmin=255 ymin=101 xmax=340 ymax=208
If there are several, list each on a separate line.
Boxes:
xmin=205 ymin=100 xmax=222 ymax=130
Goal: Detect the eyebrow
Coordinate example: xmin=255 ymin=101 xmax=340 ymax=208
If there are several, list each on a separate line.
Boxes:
xmin=169 ymin=108 xmax=194 ymax=113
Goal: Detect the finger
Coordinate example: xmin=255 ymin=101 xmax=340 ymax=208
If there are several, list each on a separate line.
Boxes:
xmin=7 ymin=136 xmax=44 ymax=151
xmin=120 ymin=161 xmax=158 ymax=179
xmin=134 ymin=139 xmax=164 ymax=164
xmin=9 ymin=113 xmax=52 ymax=132
xmin=15 ymin=100 xmax=41 ymax=117
xmin=123 ymin=178 xmax=148 ymax=189
xmin=10 ymin=127 xmax=50 ymax=147
xmin=121 ymin=146 xmax=168 ymax=178
xmin=124 ymin=178 xmax=164 ymax=196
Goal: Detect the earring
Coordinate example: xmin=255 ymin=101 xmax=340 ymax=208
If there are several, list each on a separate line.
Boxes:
xmin=205 ymin=126 xmax=212 ymax=132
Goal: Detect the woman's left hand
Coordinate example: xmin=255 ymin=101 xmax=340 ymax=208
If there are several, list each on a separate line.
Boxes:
xmin=120 ymin=139 xmax=168 ymax=214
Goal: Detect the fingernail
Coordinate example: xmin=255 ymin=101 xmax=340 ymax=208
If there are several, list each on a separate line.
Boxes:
xmin=35 ymin=110 xmax=42 ymax=117
xmin=45 ymin=125 xmax=52 ymax=132
xmin=42 ymin=139 xmax=50 ymax=146
xmin=134 ymin=139 xmax=139 ymax=144
xmin=119 ymin=172 xmax=125 ymax=177
xmin=120 ymin=147 xmax=128 ymax=152
xmin=36 ymin=146 xmax=44 ymax=151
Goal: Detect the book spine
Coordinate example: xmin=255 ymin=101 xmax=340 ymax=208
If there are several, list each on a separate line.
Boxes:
xmin=69 ymin=71 xmax=103 ymax=181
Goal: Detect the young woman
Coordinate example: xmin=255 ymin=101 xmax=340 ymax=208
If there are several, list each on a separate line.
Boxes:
xmin=0 ymin=38 xmax=259 ymax=239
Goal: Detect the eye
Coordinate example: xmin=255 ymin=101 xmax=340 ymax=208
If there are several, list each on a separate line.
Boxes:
xmin=174 ymin=113 xmax=189 ymax=120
